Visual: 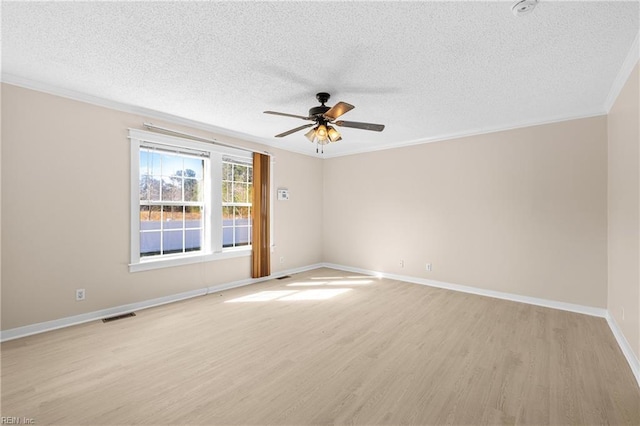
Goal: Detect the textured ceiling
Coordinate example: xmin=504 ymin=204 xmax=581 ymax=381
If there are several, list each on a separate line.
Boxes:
xmin=2 ymin=1 xmax=638 ymax=157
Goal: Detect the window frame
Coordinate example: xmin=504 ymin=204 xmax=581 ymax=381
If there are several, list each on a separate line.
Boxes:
xmin=129 ymin=129 xmax=253 ymax=273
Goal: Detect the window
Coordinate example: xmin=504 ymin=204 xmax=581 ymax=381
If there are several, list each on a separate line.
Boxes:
xmin=139 ymin=148 xmax=206 ymax=257
xmin=129 ymin=129 xmax=253 ymax=272
xmin=222 ymin=156 xmax=253 ymax=248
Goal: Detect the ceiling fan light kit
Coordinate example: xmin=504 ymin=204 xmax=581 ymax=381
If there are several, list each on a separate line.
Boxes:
xmin=327 ymin=126 xmax=341 ymax=142
xmin=304 ymin=127 xmax=316 ymax=142
xmin=264 ymin=92 xmax=385 ymax=154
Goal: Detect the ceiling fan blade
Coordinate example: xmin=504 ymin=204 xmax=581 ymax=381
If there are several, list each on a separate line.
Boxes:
xmin=334 ymin=120 xmax=385 ymax=132
xmin=323 ymin=102 xmax=355 ymax=120
xmin=264 ymin=111 xmax=312 ymax=120
xmin=274 ymin=123 xmax=315 ymax=138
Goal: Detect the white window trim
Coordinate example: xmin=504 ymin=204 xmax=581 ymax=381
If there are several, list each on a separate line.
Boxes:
xmin=129 ymin=128 xmax=253 ymax=273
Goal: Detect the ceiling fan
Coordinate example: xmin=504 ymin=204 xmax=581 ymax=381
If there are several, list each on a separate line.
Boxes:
xmin=264 ymin=92 xmax=385 ymax=153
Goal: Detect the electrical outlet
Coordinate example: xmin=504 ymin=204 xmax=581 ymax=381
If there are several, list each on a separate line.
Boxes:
xmin=279 ymin=256 xmax=285 ymax=264
xmin=76 ymin=289 xmax=86 ymax=301
xmin=426 ymin=263 xmax=432 ymax=272
xmin=400 ymin=259 xmax=404 ymax=268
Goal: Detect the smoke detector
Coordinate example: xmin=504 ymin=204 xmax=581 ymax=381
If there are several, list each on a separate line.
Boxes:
xmin=512 ymin=0 xmax=538 ymax=16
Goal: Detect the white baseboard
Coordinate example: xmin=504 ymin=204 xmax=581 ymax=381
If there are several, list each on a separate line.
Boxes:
xmin=0 ymin=263 xmax=323 ymax=342
xmin=605 ymin=312 xmax=640 ymax=387
xmin=4 ymin=261 xmax=638 ymax=389
xmin=0 ymin=287 xmax=207 ymax=342
xmin=322 ymin=263 xmax=607 ymax=317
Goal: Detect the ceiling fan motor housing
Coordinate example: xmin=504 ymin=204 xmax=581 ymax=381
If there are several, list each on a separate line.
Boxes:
xmin=310 ymin=92 xmax=331 ymax=118
xmin=309 ymin=105 xmax=330 ymax=118
xmin=316 ymin=92 xmax=330 ymax=105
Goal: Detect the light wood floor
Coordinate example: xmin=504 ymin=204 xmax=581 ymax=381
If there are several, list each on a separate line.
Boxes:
xmin=2 ymin=268 xmax=639 ymax=425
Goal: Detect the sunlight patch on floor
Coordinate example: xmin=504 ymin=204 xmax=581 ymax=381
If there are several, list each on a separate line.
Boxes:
xmin=285 ymin=281 xmax=330 ymax=287
xmin=310 ymin=275 xmax=375 ymax=280
xmin=286 ymin=279 xmax=373 ymax=287
xmin=278 ymin=288 xmax=352 ymax=301
xmin=225 ymin=290 xmax=297 ymax=303
xmin=327 ymin=279 xmax=373 ymax=286
xmin=225 ymin=288 xmax=352 ymax=303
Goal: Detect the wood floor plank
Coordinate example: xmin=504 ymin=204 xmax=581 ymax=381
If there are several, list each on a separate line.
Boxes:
xmin=1 ymin=268 xmax=638 ymax=425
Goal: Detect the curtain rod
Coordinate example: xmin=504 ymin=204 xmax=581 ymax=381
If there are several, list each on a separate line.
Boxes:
xmin=143 ymin=122 xmax=271 ymax=156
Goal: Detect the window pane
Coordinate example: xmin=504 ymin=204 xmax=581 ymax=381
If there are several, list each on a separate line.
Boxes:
xmin=234 ymin=164 xmax=248 ymax=183
xmin=140 ymin=231 xmax=161 ymax=257
xmin=222 ymin=227 xmax=233 ymax=248
xmin=185 ymin=230 xmax=201 ymax=252
xmin=163 ymin=205 xmax=184 ymax=229
xmin=184 ymin=178 xmax=202 ymax=202
xmin=234 ymin=227 xmax=251 ymax=246
xmin=140 ymin=150 xmax=150 ymax=174
xmin=222 ymin=162 xmax=232 ymax=181
xmin=222 ymin=182 xmax=232 ymax=203
xmin=162 ymin=229 xmax=184 ymax=254
xmin=248 ymin=166 xmax=253 ymax=183
xmin=162 ymin=176 xmax=183 ymax=201
xmin=150 ymin=178 xmax=161 ymax=201
xmin=139 ymin=174 xmax=151 ymax=200
xmin=140 ymin=150 xmax=162 ymax=176
xmin=161 ymin=154 xmax=183 ymax=177
xmin=183 ymin=158 xmax=204 ymax=179
xmin=148 ymin=151 xmax=162 ymax=176
xmin=233 ymin=183 xmax=247 ymax=203
xmin=140 ymin=175 xmax=161 ymax=202
xmin=235 ymin=206 xmax=250 ymax=224
xmin=140 ymin=205 xmax=161 ymax=230
xmin=185 ymin=206 xmax=202 ymax=226
xmin=222 ymin=206 xmax=233 ymax=223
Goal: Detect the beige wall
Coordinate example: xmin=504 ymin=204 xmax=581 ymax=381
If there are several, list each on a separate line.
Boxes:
xmin=0 ymin=81 xmax=622 ymax=332
xmin=323 ymin=117 xmax=609 ymax=308
xmin=271 ymin=149 xmax=323 ymax=270
xmin=1 ymin=84 xmax=324 ymax=330
xmin=608 ymin=62 xmax=640 ymax=360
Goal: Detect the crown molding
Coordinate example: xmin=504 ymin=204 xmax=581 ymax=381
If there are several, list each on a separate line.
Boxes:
xmin=320 ymin=110 xmax=607 ymax=159
xmin=604 ymin=31 xmax=639 ymax=113
xmin=0 ymin=73 xmax=322 ymax=159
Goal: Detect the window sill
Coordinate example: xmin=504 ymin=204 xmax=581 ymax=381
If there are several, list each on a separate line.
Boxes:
xmin=129 ymin=248 xmax=251 ymax=273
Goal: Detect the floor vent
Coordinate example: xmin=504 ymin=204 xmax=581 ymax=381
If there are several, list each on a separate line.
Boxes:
xmin=102 ymin=312 xmax=136 ymax=323
xmin=276 ymin=275 xmax=291 ymax=280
